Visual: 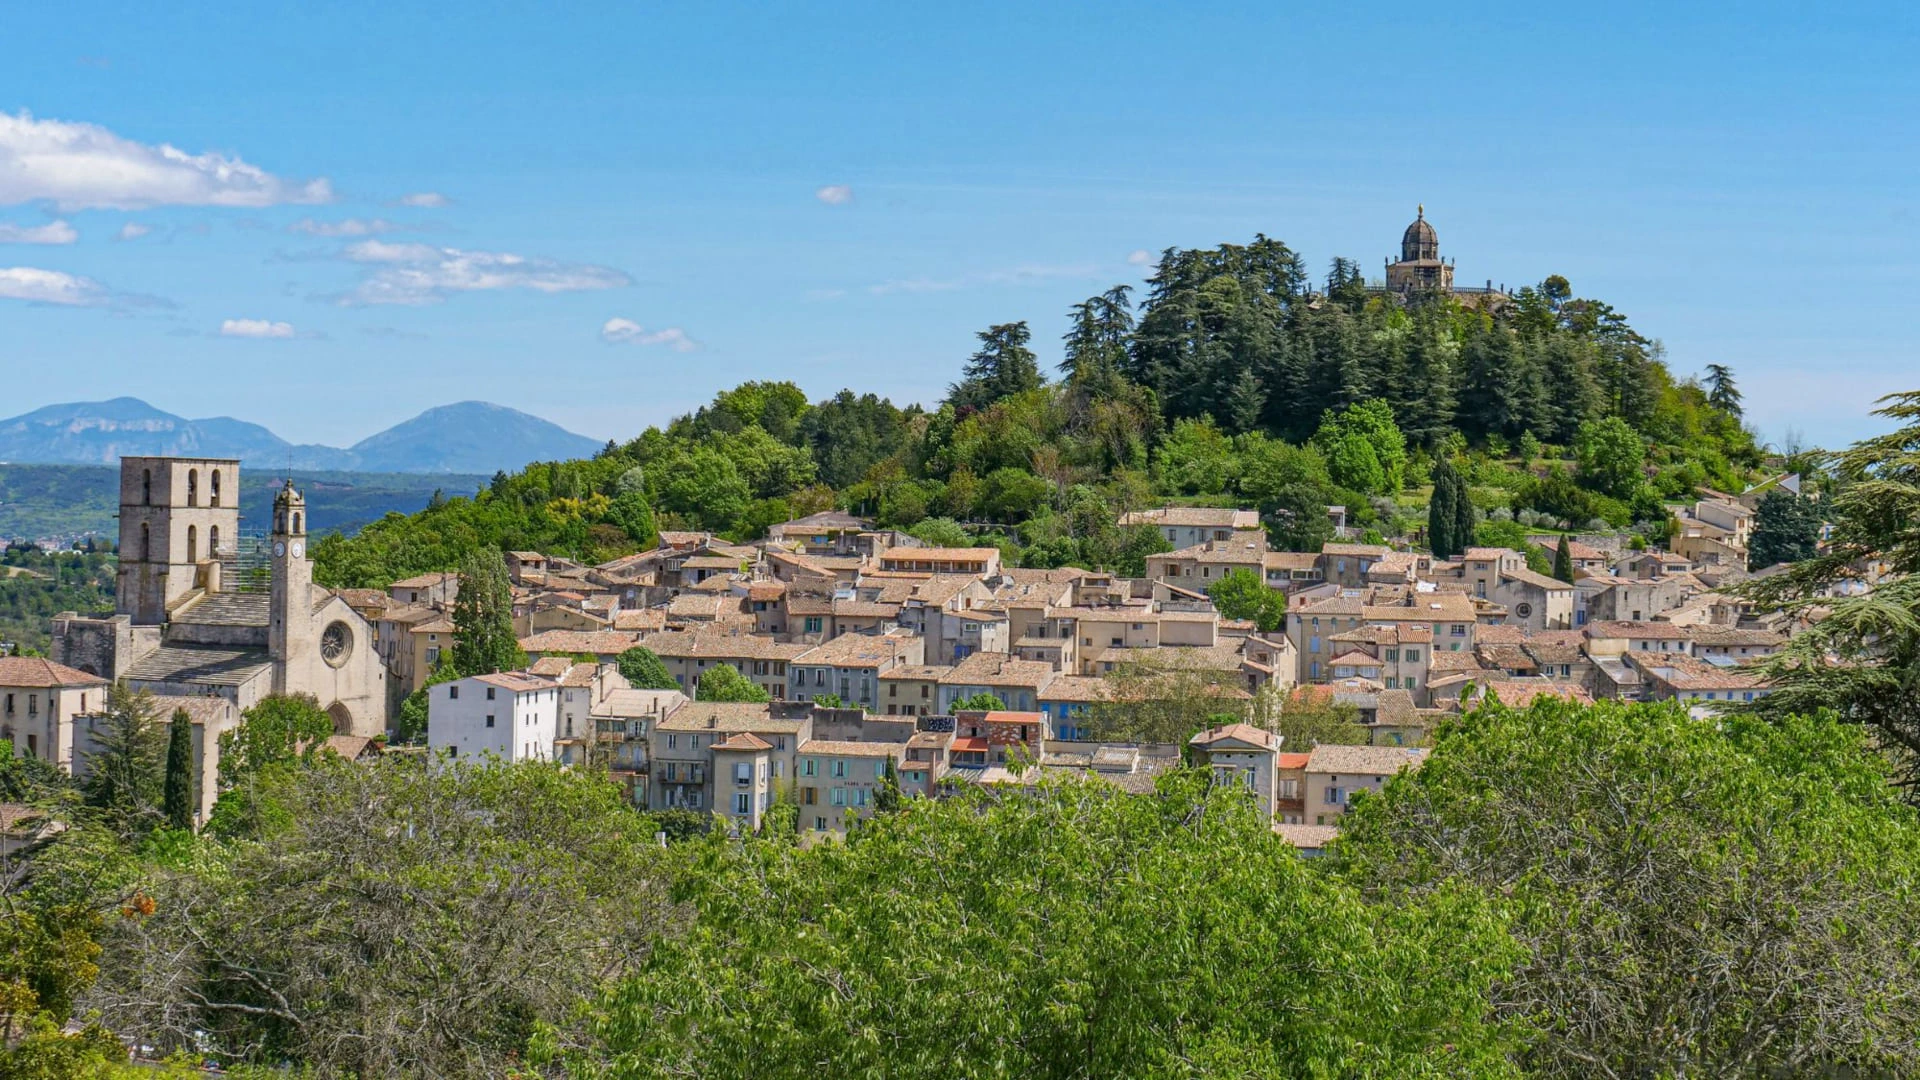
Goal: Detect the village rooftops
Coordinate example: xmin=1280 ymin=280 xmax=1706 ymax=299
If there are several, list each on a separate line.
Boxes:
xmin=1321 ymin=542 xmax=1392 ymax=558
xmin=1585 ymin=620 xmax=1692 ymax=640
xmin=794 ymin=631 xmax=918 ymax=667
xmin=656 ymin=701 xmax=804 ymax=733
xmin=519 ymin=629 xmax=650 ymax=655
xmin=640 ymin=630 xmax=811 ymax=661
xmin=710 ymin=732 xmax=774 ymax=753
xmin=472 ymin=672 xmax=553 ymax=694
xmin=940 ymin=651 xmax=1056 ymax=688
xmin=797 ymin=739 xmax=908 ymax=758
xmin=391 ymin=571 xmax=458 ymax=590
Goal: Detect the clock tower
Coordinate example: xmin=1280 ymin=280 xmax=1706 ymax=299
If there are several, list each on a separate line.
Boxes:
xmin=268 ymin=479 xmax=314 ymax=681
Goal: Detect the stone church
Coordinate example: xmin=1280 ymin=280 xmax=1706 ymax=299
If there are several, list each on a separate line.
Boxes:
xmin=1381 ymin=206 xmax=1508 ymax=304
xmin=52 ymin=457 xmax=388 ymax=736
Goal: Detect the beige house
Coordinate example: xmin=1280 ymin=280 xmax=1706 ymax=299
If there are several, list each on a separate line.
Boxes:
xmin=648 ymin=702 xmax=810 ymax=814
xmin=1288 ymin=590 xmax=1476 ymax=685
xmin=877 ymin=664 xmax=951 ymax=717
xmin=0 ymin=657 xmax=108 ymax=769
xmin=1118 ymin=507 xmax=1262 ymax=550
xmin=1145 ymin=535 xmax=1268 ymax=588
xmin=1304 ymin=743 xmax=1429 ymax=825
xmin=795 ymin=740 xmax=908 ymax=835
xmin=790 ymin=631 xmax=925 ymax=710
xmin=638 ymin=630 xmax=809 ymax=700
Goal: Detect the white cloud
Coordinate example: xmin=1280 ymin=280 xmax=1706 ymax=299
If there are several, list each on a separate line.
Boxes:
xmin=0 ymin=220 xmax=77 ymax=244
xmin=394 ymin=191 xmax=450 ymax=208
xmin=0 ymin=110 xmax=333 ymax=211
xmin=219 ymin=318 xmax=297 ymax=339
xmin=1127 ymin=249 xmax=1155 ymax=267
xmin=338 ymin=241 xmax=630 ymax=305
xmin=601 ymin=317 xmax=698 ymax=350
xmin=290 ymin=217 xmax=397 ymax=237
xmin=865 ymin=263 xmax=1104 ymax=296
xmin=815 ymin=184 xmax=853 ymax=205
xmin=0 ymin=266 xmax=109 ymax=305
xmin=116 ymin=222 xmax=151 ymax=241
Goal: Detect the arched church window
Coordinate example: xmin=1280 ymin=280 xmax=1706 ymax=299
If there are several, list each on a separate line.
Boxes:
xmin=187 ymin=469 xmax=199 ymax=507
xmin=209 ymin=526 xmax=220 ymax=559
xmin=142 ymin=469 xmax=152 ymax=505
xmin=210 ymin=469 xmax=222 ymax=508
xmin=187 ymin=525 xmax=197 ymax=564
xmin=293 ymin=512 xmax=303 ymax=535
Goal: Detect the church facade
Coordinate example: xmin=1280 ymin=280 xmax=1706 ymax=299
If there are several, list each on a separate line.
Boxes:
xmin=52 ymin=457 xmax=388 ymax=737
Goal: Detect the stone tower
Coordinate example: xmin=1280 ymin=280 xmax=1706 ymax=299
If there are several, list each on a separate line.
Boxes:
xmin=1384 ymin=205 xmax=1454 ymax=294
xmin=268 ymin=479 xmax=314 ymax=682
xmin=116 ymin=456 xmax=241 ymax=625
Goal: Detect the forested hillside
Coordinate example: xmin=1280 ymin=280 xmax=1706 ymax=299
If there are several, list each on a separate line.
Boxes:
xmin=316 ymin=237 xmax=1762 ymax=588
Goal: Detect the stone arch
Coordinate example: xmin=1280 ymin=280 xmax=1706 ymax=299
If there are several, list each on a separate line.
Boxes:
xmin=186 ymin=524 xmax=197 ymax=564
xmin=325 ymin=702 xmax=355 ymax=736
xmin=187 ymin=468 xmax=199 ymax=507
xmin=208 ymin=525 xmax=220 ymax=559
xmin=293 ymin=512 xmax=303 ymax=535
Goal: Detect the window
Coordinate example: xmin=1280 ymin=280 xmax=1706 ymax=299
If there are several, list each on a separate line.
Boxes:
xmin=831 ymin=788 xmax=846 ymax=807
xmin=667 ymin=734 xmax=678 ymax=750
xmin=734 ymin=762 xmax=752 ymax=785
xmin=832 ymin=759 xmax=847 ymax=778
xmin=1385 ymin=648 xmax=1399 ymax=662
xmin=1327 ymin=786 xmax=1345 ymax=805
xmin=448 ymin=684 xmax=458 ymax=699
xmin=485 ymin=715 xmax=495 ymax=728
xmin=802 ymin=758 xmax=817 ymax=777
xmin=814 ymin=817 xmax=827 ymax=831
xmin=1405 ymin=649 xmax=1420 ymax=661
xmin=735 ymin=793 xmax=751 ymax=815
xmin=485 ymin=686 xmax=496 ymax=700
xmin=874 ymin=760 xmax=887 ymax=779
xmin=804 ymin=616 xmax=823 ymax=634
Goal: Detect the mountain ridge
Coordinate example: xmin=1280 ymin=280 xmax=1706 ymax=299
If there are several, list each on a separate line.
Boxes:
xmin=0 ymin=397 xmax=601 ymax=475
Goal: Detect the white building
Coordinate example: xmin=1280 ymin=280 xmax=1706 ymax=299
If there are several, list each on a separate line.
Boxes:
xmin=428 ymin=672 xmax=560 ymax=762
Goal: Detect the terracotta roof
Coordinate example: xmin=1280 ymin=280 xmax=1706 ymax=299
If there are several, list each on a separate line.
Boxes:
xmin=797 ymin=739 xmax=906 ymax=758
xmin=1119 ymin=507 xmax=1261 ymax=528
xmin=1585 ymin=620 xmax=1691 ymax=640
xmin=1274 ymin=823 xmax=1341 ymax=850
xmin=1275 ymin=751 xmax=1312 ymax=770
xmin=657 ymin=702 xmax=795 ymax=733
xmin=0 ymin=656 xmax=107 ymax=688
xmin=711 ymin=732 xmax=773 ymax=752
xmin=519 ymin=629 xmax=648 ymax=655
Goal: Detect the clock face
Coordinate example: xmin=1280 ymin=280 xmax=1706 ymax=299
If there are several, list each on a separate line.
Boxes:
xmin=291 ymin=541 xmax=305 ymax=559
xmin=273 ymin=541 xmax=286 ymax=557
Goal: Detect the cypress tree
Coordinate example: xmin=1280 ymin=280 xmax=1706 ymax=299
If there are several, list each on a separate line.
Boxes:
xmin=163 ymin=707 xmax=194 ymax=831
xmin=1452 ymin=466 xmax=1478 ymax=555
xmin=452 ymin=549 xmax=524 ymax=676
xmin=1553 ymin=534 xmax=1576 ymax=583
xmin=1427 ymin=461 xmax=1457 ymax=558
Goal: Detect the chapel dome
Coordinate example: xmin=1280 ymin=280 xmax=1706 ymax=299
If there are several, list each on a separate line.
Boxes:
xmin=1401 ymin=205 xmax=1438 ymax=262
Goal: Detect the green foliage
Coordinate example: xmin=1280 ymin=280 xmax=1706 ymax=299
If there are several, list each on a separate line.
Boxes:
xmin=1257 ymin=685 xmax=1368 ymax=748
xmin=614 ymin=646 xmax=678 ymax=690
xmin=1335 ymin=696 xmax=1920 ymax=1077
xmin=1428 ymin=456 xmax=1466 ymax=558
xmin=217 ymin=694 xmax=335 ymax=787
xmin=1551 ymin=534 xmax=1575 ymax=583
xmin=638 ymin=807 xmax=713 ymax=843
xmin=93 ymin=757 xmax=675 ymax=1077
xmin=80 ymin=685 xmax=165 ymax=837
xmin=572 ymin=772 xmax=1519 ymax=1078
xmin=0 ymin=544 xmax=115 ymax=655
xmin=451 ymin=549 xmax=523 ymax=676
xmin=949 ymin=692 xmax=1006 ymax=712
xmin=395 ymin=664 xmax=460 ymax=745
xmin=695 ymin=665 xmax=769 ymax=703
xmin=1738 ymin=390 xmax=1920 ymax=789
xmin=1748 ymin=488 xmax=1821 ymax=569
xmin=947 ymin=322 xmax=1043 ymax=412
xmin=1573 ymin=415 xmax=1646 ymax=500
xmin=1205 ymin=567 xmax=1287 ymax=631
xmin=1313 ymin=399 xmax=1407 ymax=495
xmin=161 ymin=710 xmax=193 ymax=832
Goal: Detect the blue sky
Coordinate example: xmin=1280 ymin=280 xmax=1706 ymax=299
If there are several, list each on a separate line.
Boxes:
xmin=3 ymin=2 xmax=1916 ymax=450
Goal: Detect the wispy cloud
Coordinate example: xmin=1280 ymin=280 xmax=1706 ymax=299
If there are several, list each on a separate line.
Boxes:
xmin=360 ymin=325 xmax=428 ymax=340
xmin=0 ymin=266 xmax=110 ymax=305
xmin=289 ymin=217 xmax=400 ymax=237
xmin=116 ymin=222 xmax=151 ymax=241
xmin=601 ymin=317 xmax=698 ymax=350
xmin=392 ymin=191 xmax=450 ymax=208
xmin=219 ymin=318 xmax=297 ymax=339
xmin=0 ymin=110 xmax=333 ymax=211
xmin=0 ymin=220 xmax=77 ymax=244
xmin=1127 ymin=249 xmax=1156 ymax=268
xmin=335 ymin=241 xmax=631 ymax=305
xmin=815 ymin=184 xmax=853 ymax=205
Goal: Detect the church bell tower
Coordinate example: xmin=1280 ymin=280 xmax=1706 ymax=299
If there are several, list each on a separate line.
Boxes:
xmin=268 ymin=480 xmax=313 ymax=681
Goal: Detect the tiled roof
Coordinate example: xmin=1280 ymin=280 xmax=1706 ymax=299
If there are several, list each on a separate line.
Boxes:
xmin=1188 ymin=722 xmax=1278 ymax=750
xmin=0 ymin=656 xmax=107 ymax=688
xmin=519 ymin=629 xmax=648 ymax=655
xmin=125 ymin=645 xmax=273 ymax=688
xmin=1118 ymin=507 xmax=1260 ymax=528
xmin=797 ymin=739 xmax=906 ymax=758
xmin=1304 ymin=744 xmax=1428 ymax=776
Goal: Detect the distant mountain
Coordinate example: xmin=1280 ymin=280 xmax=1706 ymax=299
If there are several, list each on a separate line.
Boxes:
xmin=0 ymin=397 xmax=600 ymax=475
xmin=346 ymin=401 xmax=602 ymax=474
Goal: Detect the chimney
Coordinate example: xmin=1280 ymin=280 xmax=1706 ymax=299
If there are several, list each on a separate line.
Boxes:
xmin=707 ymin=716 xmax=716 ymax=729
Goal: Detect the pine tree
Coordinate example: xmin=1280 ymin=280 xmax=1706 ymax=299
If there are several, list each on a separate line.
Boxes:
xmin=1704 ymin=363 xmax=1743 ymax=419
xmin=452 ymin=549 xmax=523 ymax=676
xmin=82 ymin=683 xmax=166 ymax=835
xmin=163 ymin=707 xmax=194 ymax=831
xmin=948 ymin=322 xmax=1042 ymax=411
xmin=1553 ymin=534 xmax=1576 ymax=583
